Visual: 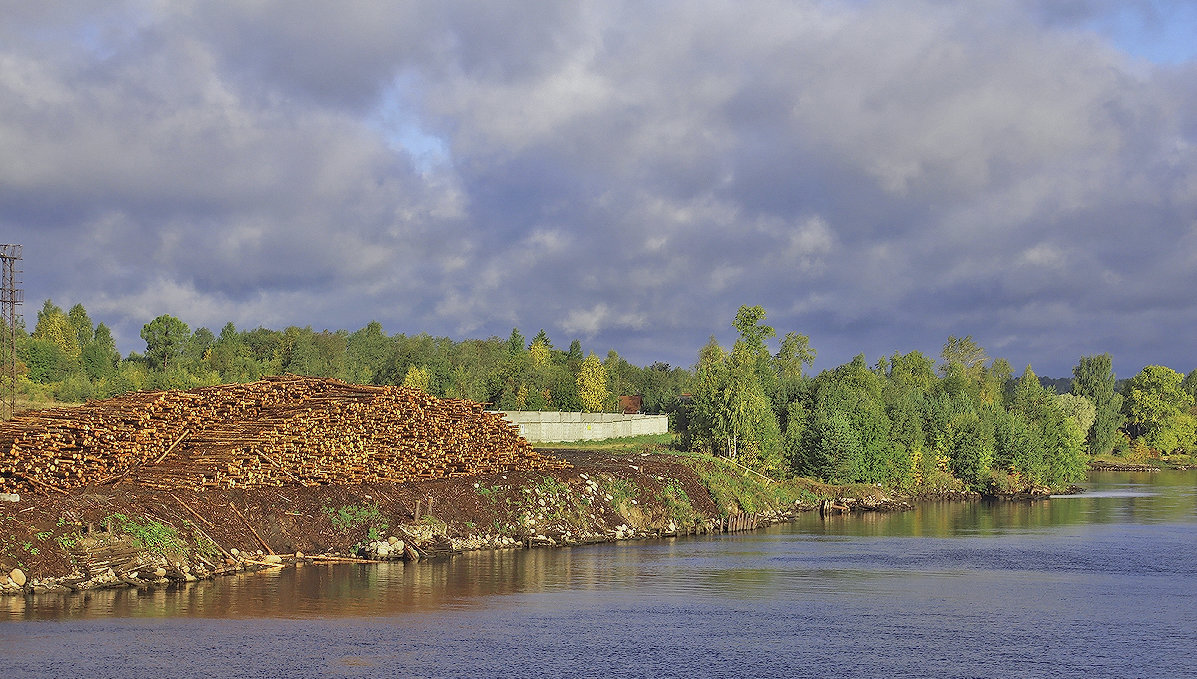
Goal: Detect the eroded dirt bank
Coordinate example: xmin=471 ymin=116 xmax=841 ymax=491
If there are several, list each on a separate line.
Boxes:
xmin=1 ymin=449 xmax=913 ymax=596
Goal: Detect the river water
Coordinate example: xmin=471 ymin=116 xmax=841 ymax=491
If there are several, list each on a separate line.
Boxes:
xmin=2 ymin=470 xmax=1194 ymax=678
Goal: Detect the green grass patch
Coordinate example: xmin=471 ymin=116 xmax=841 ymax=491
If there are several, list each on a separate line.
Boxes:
xmin=475 ymin=483 xmax=504 ymax=503
xmin=540 ymin=433 xmax=675 ymax=452
xmin=668 ymin=450 xmax=830 ymax=515
xmin=106 ymin=513 xmax=188 ymax=556
xmin=660 ymin=479 xmax=697 ymax=525
xmin=600 ymin=476 xmax=639 ymax=511
xmin=323 ymin=503 xmax=389 ymax=540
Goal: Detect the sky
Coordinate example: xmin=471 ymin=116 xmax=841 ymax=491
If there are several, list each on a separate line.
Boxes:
xmin=2 ymin=0 xmax=1195 ymax=378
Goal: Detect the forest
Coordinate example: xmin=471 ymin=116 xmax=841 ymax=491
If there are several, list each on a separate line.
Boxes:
xmin=8 ymin=300 xmax=1197 ymax=493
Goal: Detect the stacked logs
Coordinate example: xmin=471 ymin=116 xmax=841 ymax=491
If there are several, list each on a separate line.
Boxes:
xmin=0 ymin=375 xmax=568 ymax=493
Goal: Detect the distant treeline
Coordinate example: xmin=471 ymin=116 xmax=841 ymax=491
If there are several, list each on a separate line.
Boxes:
xmin=10 ymin=300 xmax=689 ymax=414
xmin=680 ymin=306 xmax=1196 ymax=493
xmin=6 ymin=300 xmax=1196 ymax=493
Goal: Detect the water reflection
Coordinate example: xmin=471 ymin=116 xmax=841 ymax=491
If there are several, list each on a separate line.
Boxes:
xmin=788 ymin=469 xmax=1197 ymax=537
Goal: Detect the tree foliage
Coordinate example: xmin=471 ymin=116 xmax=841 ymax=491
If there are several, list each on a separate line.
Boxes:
xmin=141 ymin=315 xmax=191 ymax=371
xmin=11 ymin=299 xmax=1194 ymax=488
xmin=1123 ymin=365 xmax=1196 ymax=452
xmin=576 ymin=353 xmax=609 ymax=413
xmin=1071 ymin=353 xmax=1123 ymax=456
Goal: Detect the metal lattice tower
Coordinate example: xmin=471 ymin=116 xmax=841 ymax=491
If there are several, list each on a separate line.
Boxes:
xmin=0 ymin=244 xmax=22 ymax=419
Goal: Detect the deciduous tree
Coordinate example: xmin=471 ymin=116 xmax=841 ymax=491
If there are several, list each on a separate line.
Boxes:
xmin=1071 ymin=354 xmax=1123 ymax=456
xmin=1123 ymin=365 xmax=1196 ymax=452
xmin=140 ymin=314 xmax=190 ymax=371
xmin=577 ymin=353 xmax=609 ymax=412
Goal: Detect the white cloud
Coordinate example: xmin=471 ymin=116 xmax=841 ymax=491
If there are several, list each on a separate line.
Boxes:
xmin=4 ymin=0 xmax=1197 ymax=373
xmin=561 ymin=303 xmax=646 ymax=338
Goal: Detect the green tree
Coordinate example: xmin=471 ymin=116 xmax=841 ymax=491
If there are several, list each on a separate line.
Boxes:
xmin=1053 ymin=393 xmax=1096 ymax=453
xmin=723 ymin=339 xmax=784 ymax=471
xmin=566 ymin=339 xmax=583 ymax=361
xmin=773 ymin=331 xmax=816 ymax=380
xmin=67 ymin=303 xmax=94 ymax=349
xmin=689 ymin=336 xmax=730 ymax=453
xmin=1123 ymin=365 xmax=1196 ymax=452
xmin=947 ymin=408 xmax=995 ymax=491
xmin=1004 ymin=366 xmax=1087 ymax=488
xmin=81 ymin=323 xmax=119 ymax=381
xmin=344 ymin=321 xmax=390 ymax=384
xmin=186 ymin=327 xmax=216 ymax=365
xmin=799 ymin=356 xmax=898 ymax=484
xmin=1182 ymin=369 xmax=1197 ymax=401
xmin=32 ymin=301 xmax=80 ymax=358
xmin=732 ymin=305 xmax=776 ymax=355
xmin=604 ymin=349 xmax=636 ymax=407
xmin=686 ymin=308 xmax=785 ymax=472
xmin=530 ymin=329 xmax=553 ymax=350
xmin=506 ymin=328 xmax=526 ymax=357
xmin=772 ymin=330 xmax=816 ymax=424
xmin=141 ymin=314 xmax=191 ymax=371
xmin=402 ymin=365 xmax=431 ymax=392
xmin=939 ymin=335 xmax=988 ymax=378
xmin=1071 ymin=354 xmax=1123 ymax=456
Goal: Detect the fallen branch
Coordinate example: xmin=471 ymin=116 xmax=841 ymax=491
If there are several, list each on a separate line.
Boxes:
xmin=229 ymin=502 xmax=275 ymax=555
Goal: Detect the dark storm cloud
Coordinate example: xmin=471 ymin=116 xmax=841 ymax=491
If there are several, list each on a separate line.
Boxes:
xmin=2 ymin=0 xmax=1194 ymax=377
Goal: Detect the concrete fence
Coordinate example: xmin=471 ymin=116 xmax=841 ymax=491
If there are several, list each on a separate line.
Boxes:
xmin=493 ymin=411 xmax=670 ymax=443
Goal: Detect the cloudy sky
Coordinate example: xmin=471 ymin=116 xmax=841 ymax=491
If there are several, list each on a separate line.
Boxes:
xmin=3 ymin=1 xmax=1195 ymax=377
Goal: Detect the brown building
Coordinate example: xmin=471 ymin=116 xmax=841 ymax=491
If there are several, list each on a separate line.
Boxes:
xmin=618 ymin=394 xmax=642 ymax=415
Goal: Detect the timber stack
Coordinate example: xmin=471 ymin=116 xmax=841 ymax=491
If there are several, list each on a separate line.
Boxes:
xmin=0 ymin=375 xmax=568 ymax=494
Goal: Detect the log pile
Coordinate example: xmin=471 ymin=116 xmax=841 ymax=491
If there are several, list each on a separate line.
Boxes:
xmin=0 ymin=375 xmax=568 ymax=493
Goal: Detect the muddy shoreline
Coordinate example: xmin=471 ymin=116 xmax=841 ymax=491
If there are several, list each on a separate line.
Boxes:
xmin=1 ymin=449 xmax=924 ymax=597
xmin=9 ymin=450 xmax=1162 ymax=597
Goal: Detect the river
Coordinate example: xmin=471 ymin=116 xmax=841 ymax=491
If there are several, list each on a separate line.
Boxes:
xmin=2 ymin=470 xmax=1194 ymax=678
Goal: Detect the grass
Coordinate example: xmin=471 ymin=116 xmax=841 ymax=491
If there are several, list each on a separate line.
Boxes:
xmin=541 ymin=433 xmax=675 ymax=452
xmin=523 ymin=476 xmax=586 ymax=523
xmin=601 ymin=477 xmax=639 ymax=511
xmin=660 ymin=479 xmax=697 ymax=525
xmin=667 ymin=450 xmax=830 ymax=514
xmin=418 ymin=514 xmax=447 ymax=535
xmin=105 ymin=513 xmax=188 ymax=556
xmin=322 ymin=503 xmax=390 ymax=540
xmin=475 ymin=483 xmax=504 ymax=503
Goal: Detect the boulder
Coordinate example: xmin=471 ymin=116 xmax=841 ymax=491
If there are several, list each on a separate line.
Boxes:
xmin=9 ymin=568 xmax=27 ymax=587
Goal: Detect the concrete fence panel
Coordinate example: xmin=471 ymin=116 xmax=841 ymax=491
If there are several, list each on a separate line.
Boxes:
xmin=494 ymin=411 xmax=669 ymax=443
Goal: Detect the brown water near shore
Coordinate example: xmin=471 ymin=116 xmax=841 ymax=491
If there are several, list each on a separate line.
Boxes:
xmin=2 ymin=470 xmax=1194 ymax=679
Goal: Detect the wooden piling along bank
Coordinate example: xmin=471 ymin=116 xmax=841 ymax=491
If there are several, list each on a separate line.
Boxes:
xmin=0 ymin=375 xmax=568 ymax=494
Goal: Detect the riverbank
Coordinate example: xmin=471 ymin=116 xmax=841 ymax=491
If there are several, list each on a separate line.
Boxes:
xmin=2 ymin=447 xmax=916 ymax=596
xmin=21 ymin=443 xmax=1170 ymax=596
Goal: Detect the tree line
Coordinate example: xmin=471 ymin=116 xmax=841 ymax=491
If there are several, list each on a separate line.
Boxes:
xmin=682 ymin=306 xmax=1195 ymax=493
xmin=11 ymin=300 xmax=690 ymax=415
xmin=7 ymin=300 xmax=1195 ymax=492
